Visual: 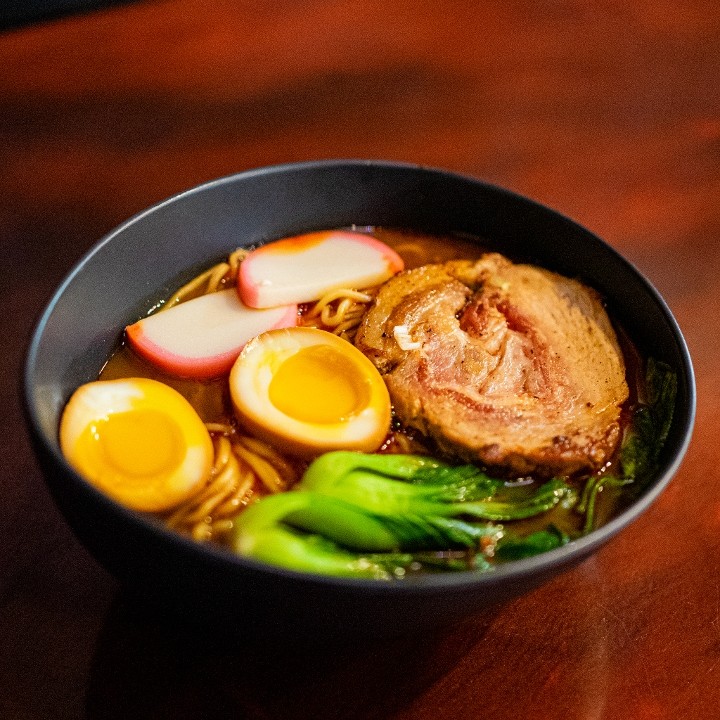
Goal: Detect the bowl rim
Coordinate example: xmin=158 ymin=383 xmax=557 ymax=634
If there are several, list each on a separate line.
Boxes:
xmin=24 ymin=158 xmax=697 ymax=595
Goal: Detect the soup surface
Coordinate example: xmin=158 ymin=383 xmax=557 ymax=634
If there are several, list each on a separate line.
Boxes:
xmin=60 ymin=227 xmax=670 ymax=578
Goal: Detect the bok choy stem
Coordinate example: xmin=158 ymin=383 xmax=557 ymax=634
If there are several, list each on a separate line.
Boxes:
xmin=232 ymin=452 xmax=574 ymax=578
xmin=302 ymin=452 xmax=572 ymax=520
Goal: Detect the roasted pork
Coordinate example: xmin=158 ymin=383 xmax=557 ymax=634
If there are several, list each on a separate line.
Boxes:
xmin=355 ymin=254 xmax=629 ymax=475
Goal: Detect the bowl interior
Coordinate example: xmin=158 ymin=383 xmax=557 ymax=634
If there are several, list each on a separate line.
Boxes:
xmin=24 ymin=160 xmax=695 ymax=638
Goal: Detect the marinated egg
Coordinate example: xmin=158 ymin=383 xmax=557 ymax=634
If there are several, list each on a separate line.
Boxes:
xmin=59 ymin=378 xmax=213 ymax=512
xmin=229 ymin=327 xmax=391 ymax=458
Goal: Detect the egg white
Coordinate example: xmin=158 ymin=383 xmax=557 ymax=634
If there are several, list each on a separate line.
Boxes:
xmin=229 ymin=327 xmax=391 ymax=458
xmin=59 ymin=377 xmax=213 ymax=512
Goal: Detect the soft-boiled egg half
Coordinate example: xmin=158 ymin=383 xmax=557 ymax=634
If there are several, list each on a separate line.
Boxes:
xmin=59 ymin=378 xmax=213 ymax=512
xmin=230 ymin=327 xmax=391 ymax=458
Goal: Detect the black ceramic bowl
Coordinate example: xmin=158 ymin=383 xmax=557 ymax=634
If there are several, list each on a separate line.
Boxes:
xmin=24 ymin=160 xmax=695 ymax=640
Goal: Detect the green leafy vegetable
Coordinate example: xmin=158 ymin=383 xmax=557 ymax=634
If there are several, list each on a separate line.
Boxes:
xmin=231 ymin=490 xmax=499 ymax=578
xmin=301 ymin=451 xmax=572 ymax=521
xmin=620 ymin=357 xmax=677 ymax=481
xmin=494 ymin=526 xmax=569 ymax=561
xmin=232 ymin=452 xmax=575 ymax=579
xmin=233 ymin=492 xmax=398 ymax=579
xmin=580 ymin=358 xmax=677 ymax=533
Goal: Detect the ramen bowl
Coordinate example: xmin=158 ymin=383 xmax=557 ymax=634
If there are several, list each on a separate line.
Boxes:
xmin=24 ymin=160 xmax=695 ymax=640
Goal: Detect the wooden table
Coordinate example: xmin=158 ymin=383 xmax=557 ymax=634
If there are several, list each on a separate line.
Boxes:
xmin=1 ymin=2 xmax=717 ymax=718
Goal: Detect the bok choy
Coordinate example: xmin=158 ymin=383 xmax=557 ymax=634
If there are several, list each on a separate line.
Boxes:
xmin=231 ymin=452 xmax=573 ymax=579
xmin=579 ymin=358 xmax=677 ymax=532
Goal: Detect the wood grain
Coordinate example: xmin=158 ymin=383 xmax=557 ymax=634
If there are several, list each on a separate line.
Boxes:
xmin=1 ymin=1 xmax=718 ymax=718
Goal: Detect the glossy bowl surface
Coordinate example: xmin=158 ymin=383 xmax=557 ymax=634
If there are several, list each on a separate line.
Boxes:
xmin=24 ymin=160 xmax=695 ymax=639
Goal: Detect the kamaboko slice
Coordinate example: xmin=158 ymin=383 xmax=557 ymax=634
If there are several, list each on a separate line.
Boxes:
xmin=126 ymin=289 xmax=297 ymax=379
xmin=238 ymin=231 xmax=404 ymax=308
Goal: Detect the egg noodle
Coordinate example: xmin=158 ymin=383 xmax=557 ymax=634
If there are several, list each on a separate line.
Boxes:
xmin=300 ymin=287 xmax=375 ymax=341
xmin=161 ymin=247 xmax=376 ymax=542
xmin=166 ymin=423 xmax=299 ymax=542
xmin=162 ymin=248 xmax=250 ymax=309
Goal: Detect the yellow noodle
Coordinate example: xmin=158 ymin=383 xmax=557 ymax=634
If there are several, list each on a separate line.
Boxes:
xmin=184 ymin=459 xmax=238 ymax=524
xmin=326 ymin=304 xmax=368 ymax=329
xmin=320 ymin=297 xmax=354 ymax=326
xmin=166 ymin=432 xmax=261 ymax=541
xmin=204 ymin=422 xmax=235 ymax=435
xmin=342 ymin=305 xmax=368 ymax=318
xmin=212 ymin=435 xmax=232 ymax=473
xmin=232 ymin=443 xmax=286 ymax=494
xmin=304 ymin=288 xmax=374 ymax=319
xmin=335 ymin=318 xmax=365 ymax=338
xmin=161 ymin=246 xmax=248 ymax=310
xmin=235 ymin=435 xmax=298 ymax=486
xmin=209 ymin=519 xmax=236 ymax=536
xmin=191 ymin=522 xmax=212 ymax=542
xmin=173 ymin=423 xmax=297 ymax=540
xmin=301 ymin=287 xmax=375 ymax=341
xmin=207 ymin=425 xmax=295 ymax=494
xmin=167 ymin=451 xmax=237 ymax=528
xmin=212 ymin=473 xmax=254 ymax=518
xmin=228 ymin=247 xmax=249 ymax=272
xmin=206 ymin=262 xmax=231 ymax=293
xmin=211 ymin=494 xmax=245 ymax=521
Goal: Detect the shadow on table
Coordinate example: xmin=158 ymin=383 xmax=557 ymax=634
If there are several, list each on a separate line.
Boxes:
xmin=85 ymin=588 xmax=501 ymax=720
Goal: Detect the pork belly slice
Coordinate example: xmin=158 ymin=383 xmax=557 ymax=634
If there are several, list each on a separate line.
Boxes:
xmin=354 ymin=253 xmax=629 ymax=475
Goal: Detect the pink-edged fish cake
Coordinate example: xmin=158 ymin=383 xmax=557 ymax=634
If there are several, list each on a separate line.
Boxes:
xmin=238 ymin=230 xmax=404 ymax=308
xmin=126 ymin=289 xmax=297 ymax=379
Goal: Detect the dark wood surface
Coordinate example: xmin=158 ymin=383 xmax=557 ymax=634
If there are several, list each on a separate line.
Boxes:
xmin=1 ymin=1 xmax=718 ymax=718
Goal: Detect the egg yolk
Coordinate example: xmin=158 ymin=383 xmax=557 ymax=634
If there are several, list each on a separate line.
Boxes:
xmin=268 ymin=345 xmax=371 ymax=424
xmin=60 ymin=377 xmax=214 ymax=513
xmin=230 ymin=326 xmax=392 ymax=458
xmin=90 ymin=409 xmax=184 ymax=478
